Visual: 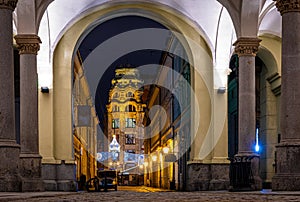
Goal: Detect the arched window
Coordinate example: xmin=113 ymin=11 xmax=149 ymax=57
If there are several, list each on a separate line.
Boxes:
xmin=127 ymin=92 xmax=133 ymax=97
xmin=113 ymin=93 xmax=119 ymax=98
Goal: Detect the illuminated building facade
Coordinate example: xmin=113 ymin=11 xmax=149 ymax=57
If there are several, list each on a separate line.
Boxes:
xmin=106 ymin=66 xmax=146 ymax=183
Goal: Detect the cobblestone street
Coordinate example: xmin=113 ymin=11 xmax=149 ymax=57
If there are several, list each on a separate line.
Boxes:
xmin=1 ymin=186 xmax=300 ymax=202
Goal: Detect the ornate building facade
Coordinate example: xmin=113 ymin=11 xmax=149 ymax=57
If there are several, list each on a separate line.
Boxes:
xmin=106 ymin=66 xmax=145 ymax=180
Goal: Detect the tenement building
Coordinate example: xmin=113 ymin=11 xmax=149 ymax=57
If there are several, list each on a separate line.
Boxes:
xmin=0 ymin=0 xmax=300 ymax=192
xmin=105 ymin=66 xmax=146 ymax=185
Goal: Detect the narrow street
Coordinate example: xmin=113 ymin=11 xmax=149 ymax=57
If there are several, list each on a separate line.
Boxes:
xmin=1 ymin=186 xmax=300 ymax=202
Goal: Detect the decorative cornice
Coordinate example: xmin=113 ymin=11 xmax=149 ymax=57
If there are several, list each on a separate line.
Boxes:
xmin=0 ymin=0 xmax=18 ymax=10
xmin=274 ymin=0 xmax=300 ymax=15
xmin=233 ymin=37 xmax=261 ymax=57
xmin=14 ymin=34 xmax=41 ymax=55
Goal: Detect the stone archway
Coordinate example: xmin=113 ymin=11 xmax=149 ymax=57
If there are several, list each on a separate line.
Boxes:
xmin=41 ymin=1 xmax=216 ymax=191
xmin=256 ymin=34 xmax=281 ymax=188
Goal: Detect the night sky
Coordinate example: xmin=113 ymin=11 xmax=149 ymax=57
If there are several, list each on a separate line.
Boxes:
xmin=78 ymin=16 xmax=168 ymax=128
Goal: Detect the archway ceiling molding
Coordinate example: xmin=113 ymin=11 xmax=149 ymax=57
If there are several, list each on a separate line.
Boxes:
xmin=33 ymin=0 xmax=281 ymax=88
xmin=14 ymin=0 xmax=53 ymax=34
xmin=16 ymin=0 xmax=281 ymax=52
xmin=36 ymin=0 xmax=235 ymax=88
xmin=44 ymin=0 xmax=229 ymax=54
xmin=217 ymin=0 xmax=281 ymax=38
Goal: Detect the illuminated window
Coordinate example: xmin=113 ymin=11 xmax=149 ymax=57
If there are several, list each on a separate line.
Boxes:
xmin=125 ymin=134 xmax=135 ymax=144
xmin=112 ymin=119 xmax=119 ymax=129
xmin=125 ymin=118 xmax=136 ymax=128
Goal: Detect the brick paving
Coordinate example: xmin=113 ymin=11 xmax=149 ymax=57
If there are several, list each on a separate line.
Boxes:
xmin=1 ymin=186 xmax=300 ymax=202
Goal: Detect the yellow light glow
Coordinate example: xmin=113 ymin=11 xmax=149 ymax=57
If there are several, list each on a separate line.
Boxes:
xmin=163 ymin=146 xmax=169 ymax=154
xmin=152 ymin=155 xmax=157 ymax=162
xmin=144 ymin=162 xmax=148 ymax=167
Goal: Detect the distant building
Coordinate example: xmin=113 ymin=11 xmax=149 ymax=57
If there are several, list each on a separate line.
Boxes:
xmin=106 ymin=66 xmax=146 ymax=181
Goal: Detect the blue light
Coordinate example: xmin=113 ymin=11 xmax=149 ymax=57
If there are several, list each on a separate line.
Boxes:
xmin=255 ymin=128 xmax=260 ymax=152
xmin=255 ymin=144 xmax=260 ymax=152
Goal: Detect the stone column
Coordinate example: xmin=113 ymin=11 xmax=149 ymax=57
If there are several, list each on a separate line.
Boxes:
xmin=0 ymin=0 xmax=21 ymax=192
xmin=272 ymin=0 xmax=300 ymax=191
xmin=15 ymin=34 xmax=44 ymax=191
xmin=232 ymin=37 xmax=262 ymax=190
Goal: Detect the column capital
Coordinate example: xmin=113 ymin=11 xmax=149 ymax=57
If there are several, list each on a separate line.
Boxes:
xmin=274 ymin=0 xmax=300 ymax=15
xmin=14 ymin=34 xmax=41 ymax=55
xmin=233 ymin=37 xmax=261 ymax=57
xmin=0 ymin=0 xmax=18 ymax=10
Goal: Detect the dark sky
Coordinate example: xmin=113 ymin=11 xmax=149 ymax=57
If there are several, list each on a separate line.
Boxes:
xmin=78 ymin=16 xmax=168 ymax=127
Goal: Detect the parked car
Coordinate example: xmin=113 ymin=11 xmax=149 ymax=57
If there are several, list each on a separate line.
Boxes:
xmin=98 ymin=170 xmax=118 ymax=191
xmin=86 ymin=170 xmax=118 ymax=192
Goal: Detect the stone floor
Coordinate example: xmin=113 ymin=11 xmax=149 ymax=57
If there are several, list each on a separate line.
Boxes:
xmin=1 ymin=186 xmax=300 ymax=202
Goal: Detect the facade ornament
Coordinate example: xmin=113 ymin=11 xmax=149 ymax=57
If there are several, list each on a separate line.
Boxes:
xmin=14 ymin=34 xmax=41 ymax=55
xmin=274 ymin=0 xmax=300 ymax=15
xmin=0 ymin=0 xmax=18 ymax=10
xmin=233 ymin=37 xmax=261 ymax=57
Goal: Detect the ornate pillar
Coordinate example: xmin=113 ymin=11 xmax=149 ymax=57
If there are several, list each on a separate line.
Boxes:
xmin=231 ymin=37 xmax=262 ymax=191
xmin=272 ymin=0 xmax=300 ymax=191
xmin=15 ymin=34 xmax=44 ymax=191
xmin=0 ymin=0 xmax=21 ymax=192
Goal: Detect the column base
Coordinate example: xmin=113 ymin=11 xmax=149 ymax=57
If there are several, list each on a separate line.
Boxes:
xmin=42 ymin=161 xmax=77 ymax=191
xmin=272 ymin=174 xmax=300 ymax=191
xmin=21 ymin=178 xmax=44 ymax=192
xmin=186 ymin=162 xmax=230 ymax=191
xmin=0 ymin=140 xmax=21 ymax=191
xmin=272 ymin=142 xmax=300 ymax=191
xmin=0 ymin=177 xmax=21 ymax=192
xmin=229 ymin=154 xmax=262 ymax=191
xmin=20 ymin=153 xmax=44 ymax=191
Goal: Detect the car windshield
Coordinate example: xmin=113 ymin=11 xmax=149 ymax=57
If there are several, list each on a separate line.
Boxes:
xmin=98 ymin=171 xmax=117 ymax=178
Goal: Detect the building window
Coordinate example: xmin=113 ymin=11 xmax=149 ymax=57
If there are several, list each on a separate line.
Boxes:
xmin=125 ymin=118 xmax=136 ymax=128
xmin=125 ymin=105 xmax=136 ymax=112
xmin=127 ymin=92 xmax=133 ymax=97
xmin=112 ymin=105 xmax=119 ymax=112
xmin=112 ymin=119 xmax=119 ymax=129
xmin=113 ymin=93 xmax=119 ymax=98
xmin=125 ymin=134 xmax=135 ymax=145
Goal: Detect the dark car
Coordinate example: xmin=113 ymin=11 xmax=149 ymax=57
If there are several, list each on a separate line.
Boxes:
xmin=98 ymin=170 xmax=118 ymax=191
xmin=86 ymin=170 xmax=118 ymax=192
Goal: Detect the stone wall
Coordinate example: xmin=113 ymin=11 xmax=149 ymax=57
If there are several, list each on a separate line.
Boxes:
xmin=186 ymin=163 xmax=229 ymax=191
xmin=42 ymin=162 xmax=77 ymax=191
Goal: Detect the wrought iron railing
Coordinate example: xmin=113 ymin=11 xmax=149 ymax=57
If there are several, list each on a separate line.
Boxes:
xmin=229 ymin=156 xmax=255 ymax=191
